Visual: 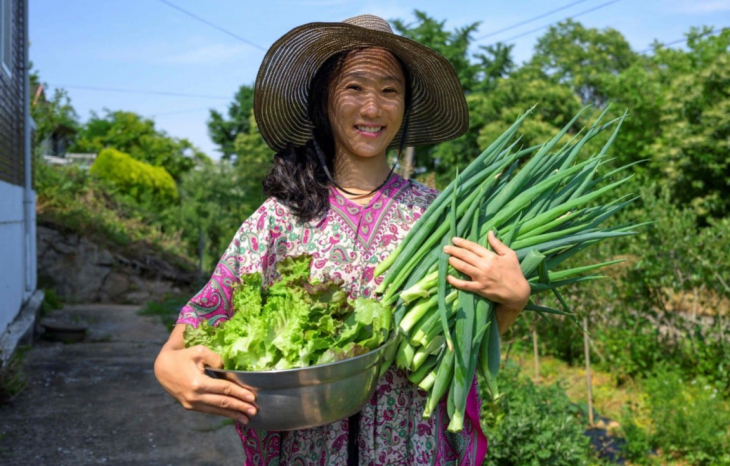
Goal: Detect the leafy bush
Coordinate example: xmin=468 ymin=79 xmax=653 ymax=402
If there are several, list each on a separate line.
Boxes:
xmin=506 ymin=183 xmax=730 ymax=392
xmin=621 ymin=367 xmax=730 ymax=465
xmin=162 ymin=153 xmax=269 ymax=271
xmin=618 ymin=415 xmax=654 ymax=465
xmin=90 ymin=148 xmax=179 ymax=204
xmin=73 ymin=110 xmax=206 ymax=181
xmin=481 ymin=364 xmax=595 ymax=465
xmin=35 ymin=161 xmax=194 ymax=271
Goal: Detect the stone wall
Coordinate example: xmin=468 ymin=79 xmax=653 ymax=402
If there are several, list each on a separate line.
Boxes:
xmin=37 ymin=224 xmax=196 ymax=304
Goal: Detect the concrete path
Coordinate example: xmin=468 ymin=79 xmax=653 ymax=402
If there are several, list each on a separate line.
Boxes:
xmin=0 ymin=304 xmax=244 ymax=466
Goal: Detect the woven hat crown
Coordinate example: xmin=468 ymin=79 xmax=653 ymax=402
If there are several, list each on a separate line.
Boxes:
xmin=342 ymin=14 xmax=394 ymax=34
xmin=254 ymin=14 xmax=469 ymax=152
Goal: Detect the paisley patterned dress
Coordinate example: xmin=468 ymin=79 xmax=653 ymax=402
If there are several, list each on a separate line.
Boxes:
xmin=177 ymin=174 xmax=488 ymax=465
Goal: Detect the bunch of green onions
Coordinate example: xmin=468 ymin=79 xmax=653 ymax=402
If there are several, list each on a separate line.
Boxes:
xmin=374 ymin=106 xmax=641 ymax=433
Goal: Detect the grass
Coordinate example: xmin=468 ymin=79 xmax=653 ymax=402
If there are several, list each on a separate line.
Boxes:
xmin=0 ymin=347 xmax=29 ymax=406
xmin=138 ymin=295 xmax=189 ymax=330
xmin=39 ymin=288 xmax=63 ymax=318
xmin=191 ymin=418 xmax=234 ymax=432
xmin=506 ymin=347 xmax=640 ymax=429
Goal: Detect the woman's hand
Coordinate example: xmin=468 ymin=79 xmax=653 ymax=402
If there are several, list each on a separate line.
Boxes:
xmin=443 ymin=231 xmax=530 ymax=333
xmin=154 ymin=325 xmax=257 ymax=425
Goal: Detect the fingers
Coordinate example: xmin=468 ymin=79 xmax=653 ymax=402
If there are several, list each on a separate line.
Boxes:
xmin=487 ymin=230 xmax=512 ymax=256
xmin=443 ymin=243 xmax=484 ymax=270
xmin=196 ymin=393 xmax=258 ymax=418
xmin=205 ymin=377 xmax=257 ymax=404
xmin=447 ymin=256 xmax=481 ymax=279
xmin=190 ymin=345 xmax=224 ymax=369
xmin=451 ymin=237 xmax=492 ymax=258
xmin=446 ymin=274 xmax=482 ymax=293
xmin=191 ymin=400 xmax=252 ymax=425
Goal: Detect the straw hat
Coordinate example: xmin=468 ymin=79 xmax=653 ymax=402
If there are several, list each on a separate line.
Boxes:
xmin=254 ymin=14 xmax=469 ymax=152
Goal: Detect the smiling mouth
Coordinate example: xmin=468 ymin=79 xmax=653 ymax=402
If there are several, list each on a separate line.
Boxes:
xmin=355 ymin=125 xmax=384 ymax=134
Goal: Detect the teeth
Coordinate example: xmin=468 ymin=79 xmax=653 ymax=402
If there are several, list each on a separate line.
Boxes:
xmin=356 ymin=126 xmax=382 ymax=133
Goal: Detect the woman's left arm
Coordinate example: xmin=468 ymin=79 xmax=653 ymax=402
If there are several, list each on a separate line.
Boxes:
xmin=443 ymin=231 xmax=531 ymax=335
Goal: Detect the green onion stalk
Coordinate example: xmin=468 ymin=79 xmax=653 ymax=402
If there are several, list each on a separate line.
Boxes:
xmin=375 ymin=105 xmax=641 ymax=432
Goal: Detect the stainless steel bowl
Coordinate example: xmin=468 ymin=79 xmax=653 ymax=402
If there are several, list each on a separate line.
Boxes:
xmin=205 ymin=332 xmax=398 ymax=431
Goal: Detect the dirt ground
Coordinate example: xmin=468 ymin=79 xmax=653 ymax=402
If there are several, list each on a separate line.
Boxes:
xmin=0 ymin=304 xmax=245 ymax=466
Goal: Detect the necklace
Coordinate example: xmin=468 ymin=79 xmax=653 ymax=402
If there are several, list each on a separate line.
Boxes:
xmin=312 ymin=111 xmax=411 ymax=199
xmin=313 ymin=139 xmax=398 ymax=198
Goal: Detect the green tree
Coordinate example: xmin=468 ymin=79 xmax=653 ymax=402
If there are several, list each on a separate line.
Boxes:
xmin=170 ymin=114 xmax=273 ymax=268
xmin=207 ymin=85 xmax=255 ymax=160
xmin=530 ymin=19 xmax=638 ymax=106
xmin=644 ymin=27 xmax=730 ymax=218
xmin=391 ymin=10 xmax=481 ymax=93
xmin=429 ymin=65 xmax=584 ymax=187
xmin=472 ymin=42 xmax=516 ymax=93
xmin=72 ymin=110 xmax=207 ymax=180
xmin=231 ymin=114 xmax=273 ymax=211
xmin=391 ymin=11 xmax=520 ymax=185
xmin=172 ymin=159 xmax=253 ymax=268
xmin=29 ymin=66 xmax=80 ymax=151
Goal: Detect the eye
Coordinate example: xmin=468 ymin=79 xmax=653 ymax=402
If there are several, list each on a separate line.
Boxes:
xmin=383 ymin=87 xmax=399 ymax=94
xmin=346 ymin=84 xmax=362 ymax=91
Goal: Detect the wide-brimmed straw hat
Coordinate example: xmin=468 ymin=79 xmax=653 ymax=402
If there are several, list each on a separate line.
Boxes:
xmin=254 ymin=14 xmax=469 ymax=152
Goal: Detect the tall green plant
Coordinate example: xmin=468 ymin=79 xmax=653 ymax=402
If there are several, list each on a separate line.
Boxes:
xmin=482 ymin=365 xmax=595 ymax=465
xmin=622 ymin=368 xmax=730 ymax=465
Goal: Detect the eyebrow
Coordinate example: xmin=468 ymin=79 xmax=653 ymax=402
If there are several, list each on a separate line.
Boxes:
xmin=340 ymin=72 xmax=404 ymax=85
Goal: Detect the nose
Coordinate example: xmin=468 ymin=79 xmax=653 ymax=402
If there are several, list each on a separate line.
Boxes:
xmin=359 ymin=92 xmax=382 ymax=119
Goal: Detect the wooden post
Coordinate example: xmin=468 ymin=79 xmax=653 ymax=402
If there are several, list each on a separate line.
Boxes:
xmin=532 ymin=324 xmax=540 ymax=384
xmin=583 ymin=316 xmax=594 ymax=426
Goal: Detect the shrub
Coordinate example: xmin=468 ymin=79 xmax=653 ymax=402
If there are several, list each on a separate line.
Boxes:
xmin=35 ymin=161 xmax=194 ymax=270
xmin=481 ymin=364 xmax=595 ymax=466
xmin=621 ymin=367 xmax=730 ymax=465
xmin=619 ymin=415 xmax=654 ymax=465
xmin=90 ymin=148 xmax=179 ymax=204
xmin=506 ymin=184 xmax=730 ymax=391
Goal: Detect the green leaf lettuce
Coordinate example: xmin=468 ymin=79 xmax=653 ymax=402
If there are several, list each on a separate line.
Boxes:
xmin=183 ymin=254 xmax=392 ymax=371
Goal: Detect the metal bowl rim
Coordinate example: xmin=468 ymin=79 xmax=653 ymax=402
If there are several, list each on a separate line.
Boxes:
xmin=207 ymin=330 xmax=397 ymax=376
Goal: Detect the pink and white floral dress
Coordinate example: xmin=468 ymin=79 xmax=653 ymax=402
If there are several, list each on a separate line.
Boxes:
xmin=177 ymin=174 xmax=488 ymax=465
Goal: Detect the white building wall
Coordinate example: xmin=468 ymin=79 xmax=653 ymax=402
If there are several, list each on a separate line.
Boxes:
xmin=25 ymin=188 xmax=36 ymax=300
xmin=0 ymin=180 xmax=27 ymax=334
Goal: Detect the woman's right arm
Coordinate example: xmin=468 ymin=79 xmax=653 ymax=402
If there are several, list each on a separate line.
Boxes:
xmin=154 ymin=200 xmax=276 ymax=424
xmin=154 ymin=323 xmax=258 ymax=424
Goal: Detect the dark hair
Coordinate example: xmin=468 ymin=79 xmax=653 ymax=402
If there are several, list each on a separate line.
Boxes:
xmin=262 ymin=49 xmax=413 ymax=223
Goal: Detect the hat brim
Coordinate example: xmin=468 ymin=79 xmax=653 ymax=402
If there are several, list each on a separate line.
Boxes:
xmin=254 ymin=21 xmax=469 ymax=152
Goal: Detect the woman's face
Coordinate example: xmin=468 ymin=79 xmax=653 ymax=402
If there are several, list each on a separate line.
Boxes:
xmin=327 ymin=48 xmax=406 ymax=161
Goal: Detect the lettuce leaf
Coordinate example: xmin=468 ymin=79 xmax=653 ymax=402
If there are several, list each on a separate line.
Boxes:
xmin=184 ymin=254 xmax=392 ymax=371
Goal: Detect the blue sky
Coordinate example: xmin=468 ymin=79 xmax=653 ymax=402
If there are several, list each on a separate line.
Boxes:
xmin=30 ymin=0 xmax=728 ymax=158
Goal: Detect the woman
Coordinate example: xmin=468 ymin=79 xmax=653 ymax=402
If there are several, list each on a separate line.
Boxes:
xmin=155 ymin=15 xmax=530 ymax=465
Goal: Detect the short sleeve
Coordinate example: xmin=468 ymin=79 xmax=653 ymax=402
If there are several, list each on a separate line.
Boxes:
xmin=176 ymin=198 xmax=278 ymax=328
